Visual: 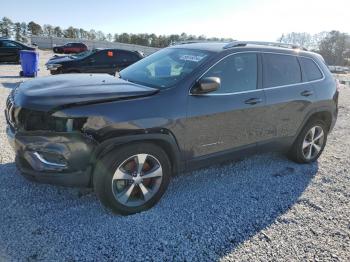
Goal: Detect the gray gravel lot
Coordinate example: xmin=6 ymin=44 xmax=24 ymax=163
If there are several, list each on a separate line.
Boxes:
xmin=0 ymin=50 xmax=349 ymax=261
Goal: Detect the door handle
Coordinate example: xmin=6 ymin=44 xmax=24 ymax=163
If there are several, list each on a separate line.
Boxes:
xmin=244 ymin=98 xmax=263 ymax=105
xmin=301 ymin=90 xmax=314 ymax=97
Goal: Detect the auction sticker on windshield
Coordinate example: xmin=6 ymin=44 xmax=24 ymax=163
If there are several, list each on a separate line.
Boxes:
xmin=179 ymin=54 xmax=207 ymax=62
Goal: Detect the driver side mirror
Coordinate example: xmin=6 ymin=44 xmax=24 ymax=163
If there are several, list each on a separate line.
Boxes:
xmin=191 ymin=77 xmax=221 ymax=95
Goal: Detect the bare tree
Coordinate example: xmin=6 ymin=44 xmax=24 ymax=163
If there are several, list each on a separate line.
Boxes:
xmin=88 ymin=29 xmax=97 ymax=40
xmin=96 ymin=30 xmax=106 ymax=41
xmin=27 ymin=21 xmax=42 ymax=36
xmin=280 ymin=32 xmax=312 ymax=49
xmin=106 ymin=33 xmax=112 ymax=42
xmin=0 ymin=17 xmax=13 ymax=37
xmin=43 ymin=24 xmax=54 ymax=37
xmin=319 ymin=31 xmax=350 ymax=65
xmin=53 ymin=26 xmax=63 ymax=37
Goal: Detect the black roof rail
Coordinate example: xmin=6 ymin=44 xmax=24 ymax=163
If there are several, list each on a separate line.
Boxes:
xmin=169 ymin=41 xmax=205 ymax=46
xmin=223 ymin=41 xmax=308 ymax=51
xmin=169 ymin=40 xmax=229 ymax=46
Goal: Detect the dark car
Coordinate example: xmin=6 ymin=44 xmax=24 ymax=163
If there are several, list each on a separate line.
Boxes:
xmin=46 ymin=48 xmax=144 ymax=75
xmin=6 ymin=41 xmax=338 ymax=215
xmin=53 ymin=42 xmax=87 ymax=54
xmin=0 ymin=38 xmax=35 ymax=63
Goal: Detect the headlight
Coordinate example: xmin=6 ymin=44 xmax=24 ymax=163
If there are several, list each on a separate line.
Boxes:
xmin=18 ymin=109 xmax=86 ymax=132
xmin=47 ymin=64 xmax=62 ymax=70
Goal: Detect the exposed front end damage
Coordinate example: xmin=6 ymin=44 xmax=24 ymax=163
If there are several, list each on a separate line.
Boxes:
xmin=7 ymin=126 xmax=97 ymax=187
xmin=6 ymin=92 xmax=98 ymax=186
xmin=5 ymin=74 xmax=174 ymax=188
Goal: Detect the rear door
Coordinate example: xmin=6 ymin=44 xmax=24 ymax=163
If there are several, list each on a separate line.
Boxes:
xmin=186 ymin=52 xmax=273 ymax=159
xmin=0 ymin=40 xmax=21 ymax=62
xmin=261 ymin=53 xmax=317 ymax=145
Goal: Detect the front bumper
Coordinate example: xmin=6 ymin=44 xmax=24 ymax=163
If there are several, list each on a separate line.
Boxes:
xmin=49 ymin=69 xmax=60 ymax=75
xmin=7 ymin=126 xmax=96 ymax=187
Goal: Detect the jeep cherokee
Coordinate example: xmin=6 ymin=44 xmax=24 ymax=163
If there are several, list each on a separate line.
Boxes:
xmin=5 ymin=41 xmax=338 ymax=215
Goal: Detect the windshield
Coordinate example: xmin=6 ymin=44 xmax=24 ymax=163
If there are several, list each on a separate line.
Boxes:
xmin=119 ymin=48 xmax=212 ymax=89
xmin=70 ymin=49 xmax=96 ymax=59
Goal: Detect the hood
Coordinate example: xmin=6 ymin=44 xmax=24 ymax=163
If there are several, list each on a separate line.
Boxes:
xmin=46 ymin=55 xmax=74 ymax=64
xmin=14 ymin=74 xmax=158 ymax=111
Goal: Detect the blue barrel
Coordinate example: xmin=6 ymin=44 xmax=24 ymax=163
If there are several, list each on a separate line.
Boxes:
xmin=19 ymin=50 xmax=39 ymax=77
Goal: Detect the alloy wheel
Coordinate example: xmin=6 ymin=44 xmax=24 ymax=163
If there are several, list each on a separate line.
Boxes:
xmin=111 ymin=154 xmax=163 ymax=207
xmin=302 ymin=125 xmax=325 ymax=160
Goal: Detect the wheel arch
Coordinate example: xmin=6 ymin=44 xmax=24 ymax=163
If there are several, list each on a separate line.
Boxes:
xmin=306 ymin=111 xmax=332 ymax=131
xmin=91 ymin=132 xmax=183 ymax=176
xmin=293 ymin=108 xmax=333 ymax=145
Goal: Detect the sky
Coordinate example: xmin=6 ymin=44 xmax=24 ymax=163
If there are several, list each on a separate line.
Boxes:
xmin=1 ymin=0 xmax=349 ymax=41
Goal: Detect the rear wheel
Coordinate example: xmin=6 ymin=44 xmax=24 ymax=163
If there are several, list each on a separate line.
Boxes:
xmin=93 ymin=143 xmax=171 ymax=215
xmin=288 ymin=120 xmax=328 ymax=163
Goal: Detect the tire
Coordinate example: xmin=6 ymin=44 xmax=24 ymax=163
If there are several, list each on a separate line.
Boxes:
xmin=93 ymin=143 xmax=171 ymax=215
xmin=288 ymin=119 xmax=328 ymax=163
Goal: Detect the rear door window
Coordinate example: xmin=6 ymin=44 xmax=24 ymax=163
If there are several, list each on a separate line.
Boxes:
xmin=263 ymin=53 xmax=301 ymax=88
xmin=299 ymin=57 xmax=323 ymax=81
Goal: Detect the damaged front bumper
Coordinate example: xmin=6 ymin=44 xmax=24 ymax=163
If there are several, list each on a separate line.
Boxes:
xmin=7 ymin=126 xmax=96 ymax=187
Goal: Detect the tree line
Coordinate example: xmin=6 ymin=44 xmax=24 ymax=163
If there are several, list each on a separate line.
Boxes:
xmin=0 ymin=16 xmax=233 ymax=48
xmin=1 ymin=16 xmax=349 ymax=65
xmin=279 ymin=31 xmax=350 ymax=66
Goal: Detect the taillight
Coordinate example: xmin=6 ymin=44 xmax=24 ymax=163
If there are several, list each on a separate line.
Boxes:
xmin=335 ymin=79 xmax=340 ymax=92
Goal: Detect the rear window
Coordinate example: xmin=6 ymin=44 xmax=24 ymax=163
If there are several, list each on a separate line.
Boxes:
xmin=300 ymin=57 xmax=323 ymax=81
xmin=263 ymin=53 xmax=301 ymax=88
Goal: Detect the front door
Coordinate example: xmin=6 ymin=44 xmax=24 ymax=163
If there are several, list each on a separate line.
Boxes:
xmin=186 ymin=52 xmax=274 ymax=159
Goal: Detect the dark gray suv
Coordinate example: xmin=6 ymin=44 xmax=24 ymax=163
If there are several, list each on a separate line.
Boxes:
xmin=6 ymin=41 xmax=338 ymax=215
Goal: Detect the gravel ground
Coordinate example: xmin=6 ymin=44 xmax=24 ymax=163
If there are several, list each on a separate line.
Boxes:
xmin=0 ymin=50 xmax=349 ymax=261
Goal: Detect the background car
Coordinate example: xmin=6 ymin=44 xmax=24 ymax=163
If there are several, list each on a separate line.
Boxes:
xmin=53 ymin=42 xmax=87 ymax=54
xmin=46 ymin=48 xmax=144 ymax=75
xmin=0 ymin=38 xmax=35 ymax=63
xmin=328 ymin=65 xmax=349 ymax=74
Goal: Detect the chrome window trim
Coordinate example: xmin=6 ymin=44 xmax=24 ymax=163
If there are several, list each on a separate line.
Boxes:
xmin=190 ymin=51 xmax=325 ymax=97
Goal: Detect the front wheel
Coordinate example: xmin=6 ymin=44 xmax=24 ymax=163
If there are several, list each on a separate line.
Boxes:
xmin=288 ymin=120 xmax=328 ymax=163
xmin=93 ymin=143 xmax=171 ymax=215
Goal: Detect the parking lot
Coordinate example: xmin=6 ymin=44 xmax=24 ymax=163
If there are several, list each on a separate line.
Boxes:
xmin=0 ymin=50 xmax=349 ymax=261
